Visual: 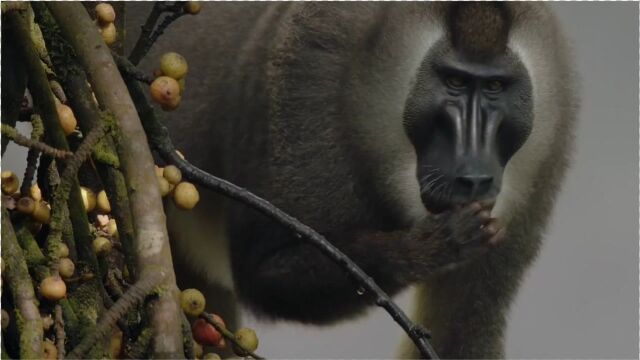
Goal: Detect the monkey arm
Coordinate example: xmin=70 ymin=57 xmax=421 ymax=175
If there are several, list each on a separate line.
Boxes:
xmin=230 ymin=202 xmax=502 ymax=324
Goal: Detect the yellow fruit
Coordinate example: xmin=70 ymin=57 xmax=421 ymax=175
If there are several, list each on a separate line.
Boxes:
xmin=163 ymin=165 xmax=182 ymax=185
xmin=184 ymin=2 xmax=202 ymax=15
xmin=150 ymin=76 xmax=181 ymax=106
xmin=95 ymin=3 xmax=116 ymax=24
xmin=106 ymin=218 xmax=118 ymax=237
xmin=173 ymin=182 xmax=199 ymax=210
xmin=80 ymin=187 xmax=97 ymax=212
xmin=97 ymin=190 xmax=111 ymax=213
xmin=42 ymin=339 xmax=57 ymax=359
xmin=1 ymin=171 xmax=19 ymax=195
xmin=29 ymin=184 xmax=42 ymax=201
xmin=55 ymin=102 xmax=77 ymax=135
xmin=58 ymin=258 xmax=75 ymax=279
xmin=92 ymin=236 xmax=112 ymax=254
xmin=32 ymin=201 xmax=51 ymax=224
xmin=180 ymin=288 xmax=206 ymax=317
xmin=233 ymin=327 xmax=259 ymax=356
xmin=16 ymin=197 xmax=36 ymax=215
xmin=40 ymin=276 xmax=67 ymax=301
xmin=58 ymin=243 xmax=70 ymax=258
xmin=157 ymin=176 xmax=171 ymax=197
xmin=159 ymin=52 xmax=189 ymax=80
xmin=100 ymin=22 xmax=117 ymax=46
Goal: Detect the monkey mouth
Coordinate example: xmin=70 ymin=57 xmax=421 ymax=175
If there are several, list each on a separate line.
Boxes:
xmin=421 ymin=190 xmax=497 ymax=214
xmin=420 ymin=190 xmax=454 ymax=214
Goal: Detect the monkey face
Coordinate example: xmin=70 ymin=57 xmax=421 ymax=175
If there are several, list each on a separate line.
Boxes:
xmin=403 ymin=41 xmax=533 ymax=213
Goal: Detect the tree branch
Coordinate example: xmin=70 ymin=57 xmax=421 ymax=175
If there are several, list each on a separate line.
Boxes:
xmin=1 ymin=123 xmax=72 ymax=159
xmin=47 ymin=3 xmax=183 ymax=357
xmin=1 ymin=208 xmax=44 ymax=359
xmin=67 ymin=273 xmax=162 ymax=359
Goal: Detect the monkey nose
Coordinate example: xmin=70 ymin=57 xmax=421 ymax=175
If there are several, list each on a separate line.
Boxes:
xmin=454 ymin=174 xmax=493 ymax=199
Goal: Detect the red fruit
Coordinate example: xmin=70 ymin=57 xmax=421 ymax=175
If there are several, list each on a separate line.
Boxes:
xmin=192 ymin=318 xmax=222 ymax=346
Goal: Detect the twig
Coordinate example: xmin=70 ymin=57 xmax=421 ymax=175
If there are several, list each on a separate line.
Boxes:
xmin=48 ymin=3 xmax=184 ymax=357
xmin=182 ymin=313 xmax=196 ymax=359
xmin=1 ymin=207 xmax=44 ymax=359
xmin=54 ymin=304 xmax=66 ymax=360
xmin=67 ymin=272 xmax=162 ymax=359
xmin=113 ymin=51 xmax=152 ymax=84
xmin=1 ymin=123 xmax=72 ymax=159
xmin=20 ymin=115 xmax=45 ymax=195
xmin=118 ymin=54 xmax=438 ymax=359
xmin=148 ymin=8 xmax=186 ymax=46
xmin=200 ymin=312 xmax=264 ymax=360
xmin=127 ymin=2 xmax=181 ymax=65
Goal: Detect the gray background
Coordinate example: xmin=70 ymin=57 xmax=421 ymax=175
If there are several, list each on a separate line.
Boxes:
xmin=2 ymin=2 xmax=637 ymax=359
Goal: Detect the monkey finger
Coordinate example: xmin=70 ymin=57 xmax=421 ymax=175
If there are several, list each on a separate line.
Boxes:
xmin=488 ymin=228 xmax=507 ymax=247
xmin=478 ymin=198 xmax=497 ymax=210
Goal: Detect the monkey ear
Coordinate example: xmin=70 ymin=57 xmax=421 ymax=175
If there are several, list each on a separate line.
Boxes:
xmin=447 ymin=3 xmax=511 ymax=60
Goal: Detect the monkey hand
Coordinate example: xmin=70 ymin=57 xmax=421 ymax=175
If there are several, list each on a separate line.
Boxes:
xmin=413 ymin=200 xmax=506 ymax=273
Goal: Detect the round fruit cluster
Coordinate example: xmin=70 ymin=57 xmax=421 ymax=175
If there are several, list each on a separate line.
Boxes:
xmin=180 ymin=288 xmax=259 ymax=358
xmin=95 ymin=3 xmax=117 ymax=45
xmin=150 ymin=52 xmax=189 ymax=111
xmin=155 ymin=162 xmax=200 ymax=210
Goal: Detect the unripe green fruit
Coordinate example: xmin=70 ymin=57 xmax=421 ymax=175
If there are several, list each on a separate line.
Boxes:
xmin=92 ymin=236 xmax=112 ymax=255
xmin=233 ymin=327 xmax=258 ymax=356
xmin=58 ymin=258 xmax=75 ymax=279
xmin=180 ymin=288 xmax=206 ymax=317
xmin=160 ymin=52 xmax=188 ymax=80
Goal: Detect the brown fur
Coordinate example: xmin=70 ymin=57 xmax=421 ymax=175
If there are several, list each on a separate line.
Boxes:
xmin=449 ymin=3 xmax=511 ymax=60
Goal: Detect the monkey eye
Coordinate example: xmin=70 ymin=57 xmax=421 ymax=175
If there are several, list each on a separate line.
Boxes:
xmin=445 ymin=75 xmax=466 ymax=90
xmin=485 ymin=79 xmax=504 ymax=93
